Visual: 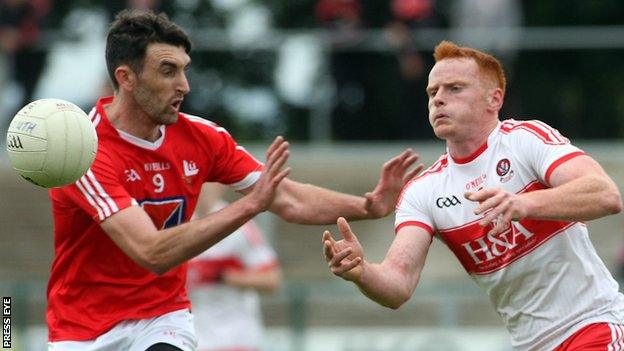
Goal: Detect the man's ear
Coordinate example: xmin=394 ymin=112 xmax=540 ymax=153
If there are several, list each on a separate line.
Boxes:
xmin=115 ymin=65 xmax=136 ymax=91
xmin=487 ymin=88 xmax=504 ymax=112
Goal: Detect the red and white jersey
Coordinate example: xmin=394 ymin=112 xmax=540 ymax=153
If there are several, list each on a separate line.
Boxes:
xmin=396 ymin=119 xmax=624 ymax=350
xmin=187 ymin=201 xmax=278 ymax=351
xmin=46 ymin=96 xmax=262 ymax=342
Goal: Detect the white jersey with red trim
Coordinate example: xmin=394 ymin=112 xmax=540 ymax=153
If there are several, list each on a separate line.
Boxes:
xmin=47 ymin=96 xmax=263 ymax=342
xmin=395 ymin=119 xmax=624 ymax=350
xmin=188 ymin=201 xmax=278 ymax=351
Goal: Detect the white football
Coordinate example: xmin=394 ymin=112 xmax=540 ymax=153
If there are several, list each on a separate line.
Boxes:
xmin=6 ymin=98 xmax=98 ymax=188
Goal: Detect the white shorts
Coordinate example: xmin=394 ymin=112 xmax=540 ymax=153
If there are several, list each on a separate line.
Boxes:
xmin=48 ymin=309 xmax=197 ymax=351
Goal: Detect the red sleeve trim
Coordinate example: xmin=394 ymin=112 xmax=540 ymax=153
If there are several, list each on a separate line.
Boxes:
xmin=544 ymin=151 xmax=586 ymax=186
xmin=395 ymin=221 xmax=434 ymax=236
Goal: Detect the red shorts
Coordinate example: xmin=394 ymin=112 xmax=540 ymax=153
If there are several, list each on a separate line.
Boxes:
xmin=555 ymin=323 xmax=624 ymax=351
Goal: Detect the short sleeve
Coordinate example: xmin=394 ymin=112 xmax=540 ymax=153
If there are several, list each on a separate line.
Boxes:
xmin=187 ymin=116 xmax=263 ymax=191
xmin=55 ymin=148 xmax=135 ymax=222
xmin=395 ymin=178 xmax=435 ymax=236
xmin=506 ymin=120 xmax=584 ymax=186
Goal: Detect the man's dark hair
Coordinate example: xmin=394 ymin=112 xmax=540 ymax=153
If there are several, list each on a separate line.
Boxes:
xmin=105 ymin=9 xmax=192 ymax=90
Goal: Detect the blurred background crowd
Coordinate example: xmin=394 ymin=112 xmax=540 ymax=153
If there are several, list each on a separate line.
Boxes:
xmin=2 ymin=1 xmax=624 ymax=350
xmin=3 ymin=0 xmax=624 ymax=144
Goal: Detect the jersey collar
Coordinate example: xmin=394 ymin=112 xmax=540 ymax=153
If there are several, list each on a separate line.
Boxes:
xmin=96 ymin=96 xmax=166 ymax=150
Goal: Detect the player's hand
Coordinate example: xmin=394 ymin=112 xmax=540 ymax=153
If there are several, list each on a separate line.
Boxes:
xmin=364 ymin=149 xmax=423 ymax=218
xmin=465 ymin=188 xmax=529 ymax=236
xmin=248 ymin=136 xmax=291 ymax=212
xmin=323 ymin=217 xmax=365 ymax=282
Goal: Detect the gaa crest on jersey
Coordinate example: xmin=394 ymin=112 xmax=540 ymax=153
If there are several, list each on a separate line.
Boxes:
xmin=496 ymin=158 xmax=515 ymax=183
xmin=436 ymin=195 xmax=462 ymax=208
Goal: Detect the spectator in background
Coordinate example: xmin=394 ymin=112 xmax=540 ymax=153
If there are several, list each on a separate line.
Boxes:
xmin=188 ymin=183 xmax=281 ymax=351
xmin=104 ymin=0 xmax=174 ymax=21
xmin=315 ymin=0 xmax=370 ymax=140
xmin=384 ymin=0 xmax=441 ymax=139
xmin=449 ymin=0 xmax=522 ymax=69
xmin=0 ymin=0 xmax=50 ymax=127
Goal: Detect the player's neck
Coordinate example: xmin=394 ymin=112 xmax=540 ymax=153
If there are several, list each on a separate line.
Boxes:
xmin=105 ymin=94 xmax=162 ymax=142
xmin=447 ymin=119 xmax=498 ymax=161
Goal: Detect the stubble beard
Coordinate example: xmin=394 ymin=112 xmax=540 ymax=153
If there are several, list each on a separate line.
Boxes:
xmin=134 ymin=85 xmax=178 ymax=126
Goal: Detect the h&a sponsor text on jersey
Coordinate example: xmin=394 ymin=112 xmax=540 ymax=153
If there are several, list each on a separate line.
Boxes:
xmin=461 ymin=223 xmax=535 ymax=265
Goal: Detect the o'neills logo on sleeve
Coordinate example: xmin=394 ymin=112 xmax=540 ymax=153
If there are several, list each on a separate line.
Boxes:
xmin=439 ymin=218 xmax=574 ymax=274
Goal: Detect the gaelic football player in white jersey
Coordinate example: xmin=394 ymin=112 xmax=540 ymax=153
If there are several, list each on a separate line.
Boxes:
xmin=323 ymin=41 xmax=624 ymax=350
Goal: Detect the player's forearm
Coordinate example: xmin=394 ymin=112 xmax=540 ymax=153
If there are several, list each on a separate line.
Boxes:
xmin=524 ymin=174 xmax=622 ymax=221
xmin=353 ymin=260 xmax=418 ymax=309
xmin=272 ymin=181 xmax=369 ymax=224
xmin=147 ymin=197 xmax=264 ymax=274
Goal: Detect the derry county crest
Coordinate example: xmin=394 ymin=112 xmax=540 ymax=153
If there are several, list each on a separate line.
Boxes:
xmin=496 ymin=158 xmax=515 ymax=183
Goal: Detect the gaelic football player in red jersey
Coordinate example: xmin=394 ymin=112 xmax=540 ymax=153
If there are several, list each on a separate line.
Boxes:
xmin=46 ymin=9 xmax=422 ymax=351
xmin=324 ymin=41 xmax=624 ymax=351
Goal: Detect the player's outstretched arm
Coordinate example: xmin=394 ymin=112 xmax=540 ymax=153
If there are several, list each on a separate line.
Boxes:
xmin=101 ymin=137 xmax=291 ymax=275
xmin=465 ymin=154 xmax=622 ymax=236
xmin=251 ymin=149 xmax=423 ymax=225
xmin=323 ymin=218 xmax=431 ymax=309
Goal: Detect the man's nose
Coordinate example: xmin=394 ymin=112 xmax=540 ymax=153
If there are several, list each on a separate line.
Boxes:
xmin=178 ymin=73 xmax=190 ymax=95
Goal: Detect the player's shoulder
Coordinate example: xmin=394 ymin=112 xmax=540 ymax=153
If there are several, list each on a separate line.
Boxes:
xmin=180 ymin=112 xmax=229 ymax=135
xmin=402 ymin=153 xmax=448 ymax=191
xmin=396 ymin=154 xmax=447 ymax=209
xmin=499 ymin=118 xmax=569 ymax=145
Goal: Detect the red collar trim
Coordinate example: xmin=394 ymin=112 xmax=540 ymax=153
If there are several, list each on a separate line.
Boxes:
xmin=451 ymin=141 xmax=488 ymax=164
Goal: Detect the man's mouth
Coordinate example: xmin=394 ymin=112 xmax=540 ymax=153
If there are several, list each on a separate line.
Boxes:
xmin=171 ymin=99 xmax=182 ymax=110
xmin=434 ymin=113 xmax=448 ymax=122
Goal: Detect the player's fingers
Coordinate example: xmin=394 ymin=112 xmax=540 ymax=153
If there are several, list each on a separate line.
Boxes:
xmin=265 ymin=136 xmax=284 ymax=159
xmin=500 ymin=209 xmax=515 ymax=227
xmin=265 ymin=142 xmax=289 ymax=170
xmin=479 ymin=200 xmax=509 ymax=227
xmin=337 ymin=257 xmax=362 ymax=274
xmin=383 ymin=149 xmax=412 ymax=170
xmin=487 ymin=216 xmax=509 ymax=236
xmin=268 ymin=150 xmax=289 ymax=177
xmin=474 ymin=193 xmax=504 ymax=215
xmin=263 ymin=151 xmax=288 ymax=181
xmin=323 ymin=240 xmax=334 ymax=261
xmin=465 ymin=188 xmax=497 ymax=202
xmin=363 ymin=192 xmax=373 ymax=209
xmin=404 ymin=164 xmax=424 ymax=182
xmin=330 ymin=247 xmax=353 ymax=267
xmin=323 ymin=230 xmax=337 ymax=244
xmin=271 ymin=168 xmax=291 ymax=187
xmin=337 ymin=217 xmax=356 ymax=241
xmin=271 ymin=167 xmax=292 ymax=189
xmin=400 ymin=154 xmax=419 ymax=171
